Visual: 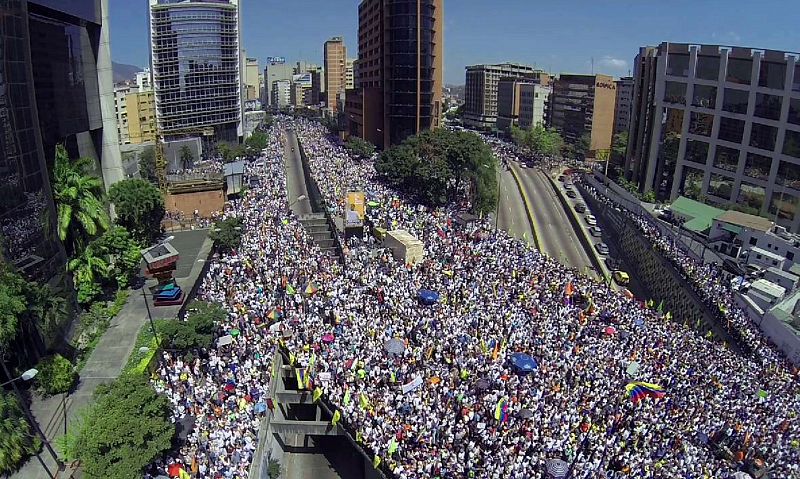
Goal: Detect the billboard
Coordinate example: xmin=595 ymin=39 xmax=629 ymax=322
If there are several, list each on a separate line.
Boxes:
xmin=267 ymin=56 xmax=286 ymax=64
xmin=345 ymin=192 xmax=365 ymax=226
xmin=292 ymin=73 xmax=313 ymax=87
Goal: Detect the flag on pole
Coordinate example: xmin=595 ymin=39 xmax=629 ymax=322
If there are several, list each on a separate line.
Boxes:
xmin=312 ymin=387 xmax=323 ymax=403
xmin=332 ymin=410 xmax=341 ymax=426
xmin=625 ymin=382 xmax=666 ymax=403
xmin=343 ymin=388 xmax=352 ymax=406
xmin=286 ymin=284 xmax=296 ymax=295
xmin=657 ymin=300 xmax=664 ymax=313
xmin=494 ymin=397 xmax=509 ymax=422
xmin=295 ymin=368 xmax=306 ymax=390
xmin=388 ymin=437 xmax=399 ymax=456
xmin=373 ymin=455 xmax=381 ymax=469
xmin=305 ymin=282 xmax=319 ymax=295
xmin=359 ymin=393 xmax=370 ymax=410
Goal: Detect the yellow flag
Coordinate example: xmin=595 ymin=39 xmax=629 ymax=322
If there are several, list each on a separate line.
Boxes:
xmin=289 ymin=352 xmax=296 ymax=366
xmin=343 ymin=389 xmax=351 ymax=406
xmin=359 ymin=393 xmax=370 ymax=410
xmin=313 ymin=387 xmax=323 ymax=403
xmin=332 ymin=410 xmax=341 ymax=426
xmin=373 ymin=455 xmax=381 ymax=469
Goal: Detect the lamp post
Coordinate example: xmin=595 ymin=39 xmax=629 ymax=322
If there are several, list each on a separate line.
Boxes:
xmin=140 ymin=235 xmax=175 ymax=348
xmin=0 ymin=356 xmax=64 ymax=476
xmin=287 ymin=194 xmax=308 ymax=209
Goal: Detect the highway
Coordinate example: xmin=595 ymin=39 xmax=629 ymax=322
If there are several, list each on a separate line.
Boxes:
xmin=495 ymin=167 xmax=536 ymax=245
xmin=284 ymin=128 xmax=314 ymax=215
xmin=509 ymin=162 xmax=597 ymax=276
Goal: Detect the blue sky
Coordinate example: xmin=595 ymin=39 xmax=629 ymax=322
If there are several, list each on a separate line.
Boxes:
xmin=110 ymin=0 xmax=800 ymax=84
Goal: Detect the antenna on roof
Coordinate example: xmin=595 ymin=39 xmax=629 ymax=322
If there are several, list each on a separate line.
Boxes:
xmin=591 ymin=57 xmax=594 ymax=74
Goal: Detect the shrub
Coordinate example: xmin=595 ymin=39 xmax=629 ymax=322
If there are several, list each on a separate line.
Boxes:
xmin=35 ymin=354 xmax=78 ymax=396
xmin=160 ymin=302 xmax=222 ymax=350
xmin=0 ymin=392 xmax=42 ymax=474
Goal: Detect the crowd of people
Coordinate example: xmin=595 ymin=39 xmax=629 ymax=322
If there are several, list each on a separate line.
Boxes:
xmin=149 ymin=119 xmax=799 ymax=479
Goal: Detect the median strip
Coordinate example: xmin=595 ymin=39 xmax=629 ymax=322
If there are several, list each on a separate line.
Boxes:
xmin=507 ymin=165 xmax=541 ymax=250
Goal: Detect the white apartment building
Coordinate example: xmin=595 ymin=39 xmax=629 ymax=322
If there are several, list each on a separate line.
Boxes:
xmin=114 ymin=84 xmax=132 ymax=144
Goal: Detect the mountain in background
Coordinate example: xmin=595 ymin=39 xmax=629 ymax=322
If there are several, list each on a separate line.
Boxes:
xmin=112 ymin=61 xmax=142 ymax=83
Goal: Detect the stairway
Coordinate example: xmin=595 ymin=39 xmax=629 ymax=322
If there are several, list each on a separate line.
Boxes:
xmin=298 ymin=213 xmax=340 ymax=260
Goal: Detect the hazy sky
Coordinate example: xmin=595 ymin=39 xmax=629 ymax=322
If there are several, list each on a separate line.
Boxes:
xmin=110 ymin=0 xmax=800 ymax=84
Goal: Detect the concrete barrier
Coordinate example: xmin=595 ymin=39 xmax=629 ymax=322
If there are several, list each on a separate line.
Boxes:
xmin=507 ymin=165 xmax=541 ymax=250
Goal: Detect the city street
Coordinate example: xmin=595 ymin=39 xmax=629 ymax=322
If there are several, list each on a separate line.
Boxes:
xmin=495 ymin=167 xmax=535 ymax=244
xmin=510 ymin=162 xmax=595 ymax=274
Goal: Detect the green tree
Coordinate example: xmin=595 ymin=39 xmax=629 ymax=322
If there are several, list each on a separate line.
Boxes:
xmin=179 ymin=145 xmax=194 ymax=170
xmin=572 ymin=132 xmax=592 ymax=159
xmin=511 ymin=125 xmax=563 ymax=156
xmin=68 ymin=248 xmax=109 ymax=305
xmin=0 ymin=391 xmax=41 ymax=474
xmin=108 ymin=179 xmax=165 ymax=245
xmin=138 ymin=146 xmax=158 ymax=184
xmin=209 ymin=217 xmax=244 ymax=253
xmin=218 ymin=142 xmax=247 ymax=163
xmin=51 ymin=145 xmax=109 ymax=255
xmin=68 ymin=375 xmax=174 ymax=479
xmin=376 ymin=129 xmax=497 ymax=214
xmin=34 ymin=354 xmax=77 ymax=396
xmin=345 ymin=137 xmax=376 ymax=158
xmin=611 ymin=131 xmax=628 ymax=164
xmin=245 ymin=131 xmax=269 ymax=153
xmin=90 ymin=226 xmax=142 ymax=289
xmin=0 ymin=264 xmax=28 ymax=349
xmin=159 ymin=302 xmax=222 ymax=350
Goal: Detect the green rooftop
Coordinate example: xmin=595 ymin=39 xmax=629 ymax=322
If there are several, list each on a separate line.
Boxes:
xmin=669 ymin=196 xmax=724 ymax=233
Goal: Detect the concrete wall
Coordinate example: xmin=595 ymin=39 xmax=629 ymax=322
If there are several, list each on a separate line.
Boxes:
xmin=165 ymin=189 xmax=224 ymax=217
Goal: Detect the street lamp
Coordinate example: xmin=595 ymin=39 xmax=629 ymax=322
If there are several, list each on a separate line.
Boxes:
xmin=0 ymin=357 xmax=64 ymax=475
xmin=288 ymin=194 xmax=307 ymax=208
xmin=140 ymin=235 xmax=175 ymax=348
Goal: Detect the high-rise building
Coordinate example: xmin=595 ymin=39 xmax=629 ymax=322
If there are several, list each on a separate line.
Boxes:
xmin=464 ymin=63 xmax=549 ymax=129
xmin=136 ymin=68 xmax=153 ymax=92
xmin=346 ymin=0 xmax=444 ymax=149
xmin=1 ymin=0 xmax=123 ymax=281
xmin=346 ymin=58 xmax=355 ymax=90
xmin=245 ymin=57 xmax=260 ymax=101
xmin=126 ymin=90 xmax=157 ymax=144
xmin=549 ymin=74 xmax=617 ymax=157
xmin=271 ymin=80 xmax=292 ymax=109
xmin=149 ymin=0 xmax=242 ymax=142
xmin=626 ymin=42 xmax=800 ymax=232
xmin=115 ymin=85 xmax=133 ymax=144
xmin=324 ymin=37 xmax=347 ymax=113
xmin=614 ymin=76 xmax=634 ymax=135
xmin=264 ymin=61 xmax=294 ymax=108
xmin=497 ymin=79 xmax=551 ymax=131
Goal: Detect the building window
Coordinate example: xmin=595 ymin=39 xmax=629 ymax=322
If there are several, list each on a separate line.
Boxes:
xmin=726 ymin=57 xmax=753 ymax=85
xmin=749 ymin=236 xmax=758 ymax=246
xmin=685 ymin=139 xmax=709 ymax=164
xmin=759 ymin=61 xmax=787 ymax=90
xmin=708 ymin=172 xmax=734 ymax=200
xmin=744 ymin=153 xmax=773 ymax=181
xmin=769 ymin=190 xmax=799 ymax=223
xmin=718 ymin=117 xmax=745 ymax=143
xmin=689 ymin=112 xmax=714 ymax=136
xmin=696 ymin=55 xmax=721 ymax=81
xmin=713 ymin=146 xmax=740 ymax=173
xmin=680 ymin=166 xmax=705 ymax=200
xmin=749 ymin=123 xmax=778 ymax=151
xmin=754 ymin=93 xmax=783 ymax=121
xmin=692 ymin=84 xmax=717 ymax=109
xmin=787 ymin=251 xmax=795 ymax=261
xmin=722 ymin=88 xmax=749 ymax=114
xmin=788 ymin=98 xmax=800 ymax=125
xmin=776 ymin=160 xmax=800 ymax=190
xmin=782 ymin=129 xmax=800 ymax=158
xmin=664 ymin=81 xmax=687 ymax=105
xmin=667 ymin=53 xmax=690 ymax=77
xmin=736 ymin=182 xmax=766 ymax=214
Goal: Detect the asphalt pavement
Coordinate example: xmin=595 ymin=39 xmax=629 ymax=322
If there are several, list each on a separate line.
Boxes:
xmin=283 ymin=129 xmax=314 ymax=216
xmin=496 ymin=167 xmax=535 ymax=244
xmin=510 ymin=162 xmax=595 ymax=274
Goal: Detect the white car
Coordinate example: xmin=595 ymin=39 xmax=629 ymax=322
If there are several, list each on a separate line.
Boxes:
xmin=585 ymin=214 xmax=597 ymax=226
xmin=589 ymin=226 xmax=602 ymax=237
xmin=595 ymin=243 xmax=610 ymax=255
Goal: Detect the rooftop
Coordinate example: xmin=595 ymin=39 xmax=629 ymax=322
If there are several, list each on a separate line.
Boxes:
xmin=715 ymin=210 xmax=773 ymax=232
xmin=749 ymin=278 xmax=786 ymax=299
xmin=670 ymin=196 xmax=724 ymax=233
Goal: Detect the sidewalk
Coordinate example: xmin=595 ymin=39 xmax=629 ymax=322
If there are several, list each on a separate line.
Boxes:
xmin=14 ymin=230 xmax=213 ymax=479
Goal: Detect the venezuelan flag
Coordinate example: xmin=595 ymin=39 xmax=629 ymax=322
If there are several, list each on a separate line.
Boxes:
xmin=625 ymin=382 xmax=665 ymax=403
xmin=305 ymin=282 xmax=319 ymax=295
xmin=494 ymin=397 xmax=509 ymax=422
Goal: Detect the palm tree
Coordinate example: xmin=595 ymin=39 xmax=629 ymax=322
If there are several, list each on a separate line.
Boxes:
xmin=0 ymin=391 xmax=41 ymax=474
xmin=68 ymin=249 xmax=109 ymax=305
xmin=52 ymin=145 xmax=109 ymax=254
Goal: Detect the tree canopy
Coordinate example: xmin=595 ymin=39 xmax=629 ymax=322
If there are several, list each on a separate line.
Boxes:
xmin=0 ymin=391 xmax=41 ymax=474
xmin=510 ymin=125 xmax=564 ymax=157
xmin=218 ymin=142 xmax=247 ymax=163
xmin=375 ymin=129 xmax=497 ymax=214
xmin=345 ymin=137 xmax=376 ymax=158
xmin=611 ymin=131 xmax=628 ymax=165
xmin=51 ymin=144 xmax=109 ymax=255
xmin=209 ymin=217 xmax=244 ymax=253
xmin=69 ymin=375 xmax=174 ymax=479
xmin=245 ymin=131 xmax=269 ymax=154
xmin=138 ymin=146 xmax=158 ymax=184
xmin=178 ymin=145 xmax=194 ymax=170
xmin=108 ymin=179 xmax=165 ymax=245
xmin=159 ymin=301 xmax=223 ymax=350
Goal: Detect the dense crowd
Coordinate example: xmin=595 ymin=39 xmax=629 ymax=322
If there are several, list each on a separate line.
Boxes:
xmin=149 ymin=120 xmax=799 ymax=479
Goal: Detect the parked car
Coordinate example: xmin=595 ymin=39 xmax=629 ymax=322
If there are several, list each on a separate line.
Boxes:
xmin=574 ymin=203 xmax=586 ymax=213
xmin=558 ymin=175 xmax=566 ymax=182
xmin=613 ymin=270 xmax=630 ymax=285
xmin=566 ymin=190 xmax=577 ymax=199
xmin=595 ymin=242 xmax=610 ymax=255
xmin=589 ymin=226 xmax=602 ymax=237
xmin=564 ymin=183 xmax=573 ymax=191
xmin=605 ymin=257 xmax=621 ymax=270
xmin=585 ymin=214 xmax=597 ymax=226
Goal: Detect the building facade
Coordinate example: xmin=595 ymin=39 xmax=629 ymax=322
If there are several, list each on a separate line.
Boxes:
xmin=245 ymin=57 xmax=260 ymax=101
xmin=346 ymin=58 xmax=355 ymax=90
xmin=464 ymin=63 xmax=548 ymax=130
xmin=126 ymin=89 xmax=157 ymax=144
xmin=614 ymin=76 xmax=634 ymax=134
xmin=115 ymin=85 xmax=132 ymax=144
xmin=136 ymin=68 xmax=153 ymax=91
xmin=549 ymin=73 xmax=617 ymax=156
xmin=324 ymin=37 xmax=347 ymax=114
xmin=496 ymin=78 xmax=550 ymax=131
xmin=271 ymin=80 xmax=292 ymax=109
xmin=626 ymin=43 xmax=800 ymax=232
xmin=1 ymin=0 xmax=123 ymax=281
xmin=149 ymin=0 xmax=242 ymax=142
xmin=347 ymin=0 xmax=444 ymax=149
xmin=264 ymin=61 xmax=294 ymax=109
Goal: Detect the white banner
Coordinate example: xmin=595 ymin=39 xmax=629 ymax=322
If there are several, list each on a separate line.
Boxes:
xmin=401 ymin=376 xmax=424 ymax=394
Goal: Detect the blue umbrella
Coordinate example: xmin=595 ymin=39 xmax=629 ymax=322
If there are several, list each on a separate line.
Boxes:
xmin=509 ymin=352 xmax=538 ymax=374
xmin=418 ymin=289 xmax=440 ymax=305
xmin=254 ymin=402 xmax=267 ymax=414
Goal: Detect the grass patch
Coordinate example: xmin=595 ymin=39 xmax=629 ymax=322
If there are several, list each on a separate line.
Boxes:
xmin=121 ymin=319 xmax=170 ymax=376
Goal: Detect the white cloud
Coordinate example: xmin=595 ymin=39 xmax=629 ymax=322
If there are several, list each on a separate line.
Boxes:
xmin=598 ymin=56 xmax=628 ymax=70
